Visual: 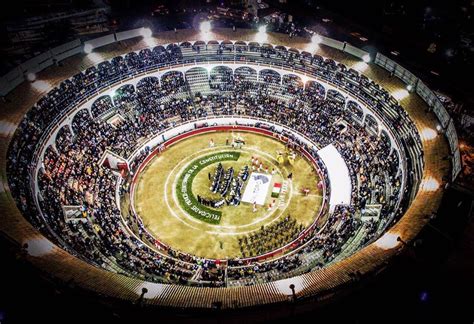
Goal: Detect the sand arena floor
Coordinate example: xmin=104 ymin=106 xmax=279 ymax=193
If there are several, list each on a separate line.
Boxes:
xmin=132 ymin=132 xmax=323 ymax=259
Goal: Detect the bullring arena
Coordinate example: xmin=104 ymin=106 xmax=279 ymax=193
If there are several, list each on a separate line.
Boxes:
xmin=0 ymin=26 xmax=458 ymax=310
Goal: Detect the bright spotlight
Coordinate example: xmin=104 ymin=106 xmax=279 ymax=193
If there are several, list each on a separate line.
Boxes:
xmin=135 ymin=282 xmax=165 ymax=299
xmin=141 ymin=27 xmax=152 ymax=38
xmin=255 ymin=25 xmax=268 ymax=43
xmin=24 ymin=238 xmax=55 ymax=257
xmin=421 ymin=176 xmax=440 ymax=192
xmin=436 ymin=124 xmax=442 ymax=132
xmin=392 ymin=89 xmax=409 ymax=100
xmin=86 ymin=52 xmax=103 ymax=64
xmin=406 ymin=84 xmax=413 ymax=92
xmin=0 ymin=120 xmax=16 ymax=138
xmin=308 ymin=34 xmax=322 ymax=52
xmin=311 ymin=34 xmax=322 ymax=44
xmin=274 ymin=276 xmax=305 ymax=295
xmin=375 ymin=232 xmax=400 ymax=250
xmin=31 ymin=80 xmax=51 ymax=92
xmin=352 ymin=61 xmax=369 ymax=72
xmin=362 ymin=54 xmax=371 ymax=63
xmin=84 ymin=43 xmax=93 ymax=54
xmin=420 ymin=127 xmax=437 ymax=141
xmin=200 ymin=21 xmax=211 ymax=33
xmin=26 ymin=72 xmax=36 ymax=82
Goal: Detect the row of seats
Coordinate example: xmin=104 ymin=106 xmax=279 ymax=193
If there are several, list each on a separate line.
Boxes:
xmin=7 ymin=42 xmax=421 ymax=287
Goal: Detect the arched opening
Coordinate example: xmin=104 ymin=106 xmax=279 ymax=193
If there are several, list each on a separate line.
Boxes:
xmin=275 ymin=45 xmax=287 ymax=53
xmin=364 ymin=114 xmax=379 ymax=134
xmin=111 ymin=56 xmax=126 ymax=74
xmin=179 ymin=41 xmax=192 ymax=48
xmin=220 ymin=40 xmax=233 ymax=53
xmin=248 ymin=42 xmax=260 ymax=52
xmin=166 ymin=44 xmax=182 ymax=60
xmin=98 ymin=61 xmax=119 ymax=79
xmin=153 ymin=45 xmax=166 ymax=55
xmin=138 ymin=48 xmax=153 ymax=66
xmin=72 ymin=109 xmax=92 ymax=134
xmin=234 ymin=66 xmax=257 ymax=83
xmin=125 ymin=52 xmax=141 ymax=69
xmin=185 ymin=67 xmax=208 ymax=93
xmin=380 ymin=130 xmax=391 ymax=150
xmin=346 ymin=101 xmax=364 ymax=122
xmin=327 ymin=88 xmax=345 ymax=102
xmin=55 ymin=125 xmax=73 ymax=153
xmin=234 ymin=41 xmax=248 ymax=52
xmin=161 ymin=71 xmax=185 ymax=95
xmin=282 ymin=74 xmax=303 ymax=88
xmin=113 ymin=84 xmax=136 ymax=107
xmin=306 ymin=81 xmax=326 ymax=100
xmin=288 ymin=47 xmax=300 ymax=55
xmin=259 ymin=69 xmax=281 ymax=84
xmin=210 ymin=66 xmax=233 ymax=90
xmin=91 ymin=95 xmax=114 ymax=118
xmin=137 ymin=76 xmax=159 ymax=93
xmin=301 ymin=51 xmax=312 ymax=59
xmin=312 ymin=54 xmax=324 ymax=65
xmin=207 ymin=40 xmax=220 ymax=52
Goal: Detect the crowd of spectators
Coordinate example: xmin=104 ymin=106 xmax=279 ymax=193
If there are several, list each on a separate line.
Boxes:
xmin=7 ymin=41 xmax=422 ymax=287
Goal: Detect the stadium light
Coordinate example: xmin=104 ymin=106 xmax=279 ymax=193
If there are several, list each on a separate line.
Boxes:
xmin=352 ymin=61 xmax=369 ymax=72
xmin=375 ymin=232 xmax=400 ymax=250
xmin=0 ymin=120 xmax=16 ymax=138
xmin=420 ymin=176 xmax=440 ymax=192
xmin=274 ymin=276 xmax=305 ymax=295
xmin=24 ymin=238 xmax=55 ymax=257
xmin=406 ymin=84 xmax=414 ymax=92
xmin=26 ymin=72 xmax=36 ymax=82
xmin=200 ymin=21 xmax=211 ymax=34
xmin=135 ymin=282 xmax=165 ymax=299
xmin=420 ymin=127 xmax=437 ymax=141
xmin=362 ymin=54 xmax=371 ymax=63
xmin=306 ymin=34 xmax=321 ymax=53
xmin=436 ymin=124 xmax=442 ymax=132
xmin=311 ymin=34 xmax=322 ymax=45
xmin=86 ymin=52 xmax=104 ymax=64
xmin=141 ymin=27 xmax=156 ymax=47
xmin=84 ymin=43 xmax=93 ymax=54
xmin=255 ymin=25 xmax=268 ymax=43
xmin=392 ymin=89 xmax=409 ymax=100
xmin=31 ymin=80 xmax=51 ymax=92
xmin=141 ymin=27 xmax=153 ymax=38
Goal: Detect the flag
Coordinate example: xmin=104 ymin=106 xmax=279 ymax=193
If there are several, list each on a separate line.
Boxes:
xmin=271 ymin=182 xmax=282 ymax=198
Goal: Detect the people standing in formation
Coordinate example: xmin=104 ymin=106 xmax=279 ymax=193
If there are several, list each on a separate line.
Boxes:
xmin=237 ymin=215 xmax=304 ymax=257
xmin=200 ymin=163 xmax=248 ymax=208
